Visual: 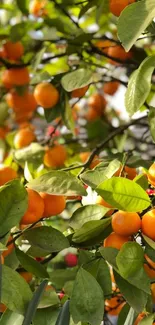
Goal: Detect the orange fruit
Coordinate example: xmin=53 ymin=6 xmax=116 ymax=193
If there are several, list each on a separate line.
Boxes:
xmin=104 ymin=232 xmax=130 ymax=250
xmin=71 ymin=85 xmax=89 ymax=98
xmin=0 ymin=166 xmax=18 ymax=186
xmin=96 ymin=196 xmax=114 ymax=216
xmin=39 ymin=192 xmax=66 ymax=217
xmin=110 ymin=0 xmax=135 ymax=17
xmin=95 ymin=40 xmax=115 ymax=54
xmin=142 ymin=209 xmax=155 ymax=241
xmin=14 ymin=111 xmax=33 ymax=124
xmin=2 ymin=68 xmax=30 ymax=88
xmin=112 ymin=210 xmax=141 ymax=236
xmin=19 ymin=271 xmax=33 ymax=283
xmin=34 ymin=82 xmax=59 ymax=109
xmin=6 ymin=90 xmax=37 ymax=113
xmin=151 ymin=283 xmax=155 ymax=303
xmin=3 ymin=41 xmax=24 ymax=61
xmin=105 ymin=295 xmax=125 ymax=316
xmin=30 ymin=0 xmax=47 ymax=17
xmin=43 ymin=145 xmax=67 ymax=168
xmin=14 ymin=128 xmax=36 ymax=149
xmin=103 ymin=81 xmax=119 ymax=95
xmin=114 ymin=165 xmax=137 ymax=180
xmin=88 ymin=93 xmax=107 ymax=113
xmin=2 ymin=235 xmax=14 ymax=258
xmin=108 ymin=45 xmax=133 ymax=65
xmin=80 ymin=152 xmax=100 ymax=169
xmin=20 ymin=188 xmax=44 ymax=225
xmin=144 ymin=254 xmax=155 ymax=279
xmin=147 ymin=163 xmax=155 ymax=187
xmin=86 ymin=107 xmax=102 ymax=121
xmin=0 ymin=303 xmax=7 ymax=313
xmin=0 ymin=127 xmax=9 ymax=139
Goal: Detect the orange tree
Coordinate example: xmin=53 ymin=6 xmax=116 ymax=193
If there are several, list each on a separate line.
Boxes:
xmin=1 ymin=1 xmax=155 ymax=325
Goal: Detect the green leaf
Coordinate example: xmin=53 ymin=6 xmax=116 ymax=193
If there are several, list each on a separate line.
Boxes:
xmin=96 ymin=177 xmax=151 ymax=212
xmin=0 ymin=103 xmax=8 ymax=125
xmin=114 ymin=271 xmax=148 ymax=313
xmin=22 ymin=226 xmax=69 ymax=253
xmin=85 ymin=259 xmax=112 ymax=296
xmin=70 ymin=205 xmax=109 ymax=230
xmin=44 ymin=104 xmax=61 ymax=123
xmin=70 ymin=268 xmax=104 ymax=325
xmin=134 ymin=174 xmax=148 ymax=190
xmin=55 ymin=300 xmax=70 ymax=325
xmin=143 ymin=234 xmax=155 ymax=254
xmin=148 ymin=106 xmax=155 ymax=142
xmin=0 ymin=310 xmax=24 ymax=325
xmin=80 ymin=159 xmax=121 ymax=188
xmin=5 ymin=249 xmax=19 ymax=270
xmin=99 ymin=247 xmax=118 ymax=269
xmin=122 ymin=307 xmax=137 ymax=325
xmin=38 ymin=289 xmax=59 ymax=309
xmin=61 ymin=69 xmax=93 ymax=92
xmin=16 ymin=0 xmax=29 ymax=15
xmin=116 ymin=242 xmax=144 ymax=278
xmin=49 ymin=268 xmax=78 ymax=289
xmin=0 ymin=180 xmax=28 ymax=237
xmin=61 ymin=94 xmax=75 ymax=133
xmin=79 ymin=0 xmax=97 ymax=18
xmin=10 ymin=22 xmax=29 ymax=42
xmin=27 ymin=170 xmax=87 ymax=196
xmin=118 ymin=0 xmax=155 ymax=51
xmin=33 ymin=308 xmax=59 ymax=325
xmin=78 ymin=250 xmax=95 ymax=266
xmin=125 ymin=56 xmax=155 ymax=117
xmin=32 ymin=47 xmax=46 ymax=72
xmin=22 ymin=280 xmax=48 ymax=325
xmin=117 ymin=304 xmax=131 ymax=325
xmin=1 ymin=265 xmax=32 ymax=314
xmin=15 ymin=248 xmax=49 ymax=279
xmin=72 ymin=218 xmax=111 ymax=244
xmin=139 ymin=314 xmax=155 ymax=325
xmin=14 ymin=143 xmax=45 ymax=165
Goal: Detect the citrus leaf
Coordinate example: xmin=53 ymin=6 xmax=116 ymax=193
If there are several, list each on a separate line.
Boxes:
xmin=61 ymin=69 xmax=93 ymax=92
xmin=0 ymin=310 xmax=24 ymax=325
xmin=96 ymin=177 xmax=151 ymax=212
xmin=55 ymin=300 xmax=70 ymax=325
xmin=33 ymin=308 xmax=59 ymax=325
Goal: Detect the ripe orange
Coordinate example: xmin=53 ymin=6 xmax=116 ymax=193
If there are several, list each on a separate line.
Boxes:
xmin=14 ymin=111 xmax=33 ymax=124
xmin=151 ymin=283 xmax=155 ymax=303
xmin=0 ymin=48 xmax=7 ymax=64
xmin=20 ymin=188 xmax=44 ymax=225
xmin=0 ymin=127 xmax=9 ymax=139
xmin=103 ymin=81 xmax=119 ymax=95
xmin=14 ymin=128 xmax=36 ymax=149
xmin=43 ymin=145 xmax=67 ymax=168
xmin=147 ymin=162 xmax=155 ymax=187
xmin=108 ymin=45 xmax=133 ymax=65
xmin=80 ymin=152 xmax=100 ymax=169
xmin=112 ymin=210 xmax=141 ymax=236
xmin=2 ymin=235 xmax=14 ymax=258
xmin=19 ymin=271 xmax=33 ymax=283
xmin=95 ymin=40 xmax=115 ymax=54
xmin=3 ymin=41 xmax=24 ymax=61
xmin=0 ymin=166 xmax=18 ymax=186
xmin=30 ymin=0 xmax=47 ymax=17
xmin=104 ymin=232 xmax=130 ymax=250
xmin=110 ymin=0 xmax=135 ymax=17
xmin=34 ymin=82 xmax=59 ymax=109
xmin=39 ymin=193 xmax=66 ymax=217
xmin=6 ymin=90 xmax=37 ymax=113
xmin=72 ymin=104 xmax=80 ymax=121
xmin=142 ymin=209 xmax=155 ymax=240
xmin=71 ymin=85 xmax=89 ymax=98
xmin=96 ymin=196 xmax=114 ymax=216
xmin=105 ymin=295 xmax=125 ymax=316
xmin=0 ymin=303 xmax=7 ymax=313
xmin=2 ymin=68 xmax=30 ymax=88
xmin=86 ymin=107 xmax=102 ymax=121
xmin=88 ymin=93 xmax=107 ymax=113
xmin=114 ymin=165 xmax=137 ymax=180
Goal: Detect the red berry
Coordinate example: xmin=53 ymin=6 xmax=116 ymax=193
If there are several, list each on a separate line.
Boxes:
xmin=58 ymin=292 xmax=65 ymax=300
xmin=146 ymin=189 xmax=155 ymax=195
xmin=64 ymin=253 xmax=78 ymax=267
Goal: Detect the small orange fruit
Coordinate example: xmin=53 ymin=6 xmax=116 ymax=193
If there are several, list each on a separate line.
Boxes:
xmin=114 ymin=165 xmax=137 ymax=180
xmin=14 ymin=111 xmax=33 ymax=124
xmin=34 ymin=82 xmax=59 ymax=109
xmin=142 ymin=209 xmax=155 ymax=241
xmin=2 ymin=68 xmax=30 ymax=88
xmin=86 ymin=107 xmax=102 ymax=121
xmin=0 ymin=127 xmax=9 ymax=139
xmin=2 ymin=235 xmax=14 ymax=258
xmin=3 ymin=41 xmax=24 ymax=61
xmin=105 ymin=295 xmax=125 ymax=316
xmin=30 ymin=0 xmax=47 ymax=17
xmin=80 ymin=152 xmax=100 ymax=169
xmin=71 ymin=85 xmax=89 ymax=98
xmin=144 ymin=254 xmax=155 ymax=279
xmin=0 ymin=166 xmax=18 ymax=186
xmin=20 ymin=188 xmax=44 ymax=225
xmin=0 ymin=303 xmax=7 ymax=313
xmin=110 ymin=0 xmax=135 ymax=17
xmin=104 ymin=232 xmax=130 ymax=250
xmin=96 ymin=196 xmax=114 ymax=216
xmin=103 ymin=81 xmax=119 ymax=95
xmin=14 ymin=128 xmax=36 ymax=149
xmin=6 ymin=90 xmax=37 ymax=113
xmin=44 ymin=145 xmax=67 ymax=168
xmin=95 ymin=40 xmax=115 ymax=54
xmin=19 ymin=271 xmax=33 ymax=283
xmin=88 ymin=93 xmax=107 ymax=113
xmin=108 ymin=45 xmax=133 ymax=65
xmin=112 ymin=210 xmax=141 ymax=236
xmin=40 ymin=192 xmax=66 ymax=217
xmin=151 ymin=283 xmax=155 ymax=303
